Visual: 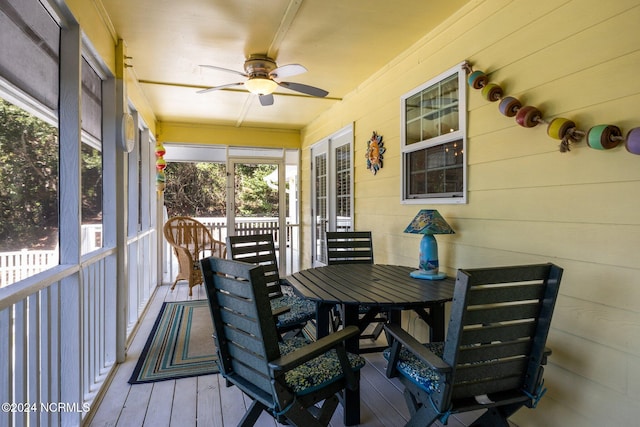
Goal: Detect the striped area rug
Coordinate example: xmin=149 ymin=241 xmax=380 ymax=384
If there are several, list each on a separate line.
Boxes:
xmin=128 ymin=300 xmax=218 ymax=384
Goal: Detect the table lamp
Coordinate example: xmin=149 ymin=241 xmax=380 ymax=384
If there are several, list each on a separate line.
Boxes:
xmin=404 ymin=209 xmax=455 ymax=280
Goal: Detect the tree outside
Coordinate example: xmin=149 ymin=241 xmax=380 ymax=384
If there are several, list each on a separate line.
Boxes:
xmin=164 ymin=162 xmax=280 ymax=218
xmin=0 ymin=98 xmax=59 ymax=251
xmin=0 ymin=98 xmax=103 ymax=252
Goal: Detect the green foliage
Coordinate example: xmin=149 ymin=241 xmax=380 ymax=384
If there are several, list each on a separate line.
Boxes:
xmin=0 ymin=98 xmax=103 ymax=251
xmin=82 ymin=144 xmax=103 ymax=223
xmin=235 ymin=164 xmax=278 ymax=216
xmin=164 ymin=162 xmax=279 ymax=218
xmin=0 ymin=98 xmax=59 ymax=250
xmin=164 ymin=162 xmax=227 ymax=217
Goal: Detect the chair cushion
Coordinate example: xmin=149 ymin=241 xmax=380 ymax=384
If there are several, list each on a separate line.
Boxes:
xmin=278 ymin=337 xmax=366 ymax=396
xmin=383 ymin=342 xmax=444 ymax=394
xmin=271 ymin=295 xmax=316 ymax=328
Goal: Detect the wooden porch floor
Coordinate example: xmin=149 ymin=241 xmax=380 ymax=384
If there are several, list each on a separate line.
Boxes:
xmin=86 ymin=282 xmax=498 ymax=427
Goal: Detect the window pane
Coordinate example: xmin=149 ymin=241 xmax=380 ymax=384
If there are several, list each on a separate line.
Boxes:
xmin=81 ymin=143 xmax=102 ymax=254
xmin=0 ymin=0 xmax=60 ymax=110
xmin=334 ymin=144 xmax=351 ymax=229
xmin=81 ymin=59 xmax=103 ymax=255
xmin=0 ymin=97 xmax=59 ymax=287
xmin=405 ymin=139 xmax=463 ymax=199
xmin=314 ymin=153 xmax=327 ymax=263
xmin=405 ymin=73 xmax=460 ymax=146
xmin=402 ymin=64 xmax=466 ymax=203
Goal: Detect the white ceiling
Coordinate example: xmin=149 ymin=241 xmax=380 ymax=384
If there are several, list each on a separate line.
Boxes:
xmin=98 ymin=0 xmax=470 ymax=130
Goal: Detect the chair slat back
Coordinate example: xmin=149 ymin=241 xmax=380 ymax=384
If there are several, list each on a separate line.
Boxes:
xmin=201 ymin=257 xmax=281 ymax=400
xmin=440 ymin=263 xmax=563 ymax=404
xmin=226 ymin=234 xmax=283 ymax=299
xmin=326 ymin=231 xmax=374 ymax=265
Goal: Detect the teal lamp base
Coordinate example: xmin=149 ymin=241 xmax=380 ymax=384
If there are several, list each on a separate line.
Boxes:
xmin=410 ymin=234 xmax=447 ymax=280
xmin=410 ymin=270 xmax=447 ymax=280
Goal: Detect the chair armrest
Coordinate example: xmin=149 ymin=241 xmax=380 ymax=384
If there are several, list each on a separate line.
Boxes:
xmin=268 ymin=325 xmax=360 ymax=371
xmin=384 ymin=323 xmax=451 ymax=373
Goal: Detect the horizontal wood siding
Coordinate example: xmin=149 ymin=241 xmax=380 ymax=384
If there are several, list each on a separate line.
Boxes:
xmin=301 ymin=0 xmax=640 ymax=425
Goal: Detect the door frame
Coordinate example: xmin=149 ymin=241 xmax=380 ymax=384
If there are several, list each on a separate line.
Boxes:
xmin=310 ymin=124 xmax=354 ymax=266
xmin=226 ymin=156 xmax=287 ymax=272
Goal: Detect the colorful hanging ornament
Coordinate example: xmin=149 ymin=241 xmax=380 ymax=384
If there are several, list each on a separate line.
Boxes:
xmin=498 ymin=96 xmax=522 ymax=117
xmin=465 ymin=60 xmax=640 ymax=155
xmin=156 ymin=157 xmax=166 ymax=171
xmin=547 ymin=118 xmax=585 ymax=152
xmin=155 ymin=141 xmax=167 ymax=192
xmin=155 ymin=142 xmax=166 ymax=157
xmin=625 ymin=128 xmax=640 ymax=155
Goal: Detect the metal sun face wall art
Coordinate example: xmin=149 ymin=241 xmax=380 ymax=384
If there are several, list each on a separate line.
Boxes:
xmin=366 ymin=131 xmax=385 ymax=175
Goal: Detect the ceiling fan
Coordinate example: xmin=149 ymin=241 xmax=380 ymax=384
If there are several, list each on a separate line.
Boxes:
xmin=197 ymin=54 xmax=329 ymax=106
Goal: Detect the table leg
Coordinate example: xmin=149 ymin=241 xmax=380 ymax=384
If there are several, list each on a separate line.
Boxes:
xmin=388 ymin=308 xmax=401 ymax=325
xmin=429 ymin=303 xmax=445 ymax=342
xmin=342 ymin=304 xmax=360 ymax=425
xmin=315 ymin=302 xmax=332 ymax=339
xmin=412 ymin=303 xmax=447 ymax=342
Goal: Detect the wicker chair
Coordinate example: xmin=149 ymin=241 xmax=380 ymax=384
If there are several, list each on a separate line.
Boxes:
xmin=163 ymin=216 xmax=226 ymax=296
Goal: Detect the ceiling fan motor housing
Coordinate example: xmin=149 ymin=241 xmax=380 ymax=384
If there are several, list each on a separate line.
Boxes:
xmin=244 ymin=55 xmax=277 ymax=77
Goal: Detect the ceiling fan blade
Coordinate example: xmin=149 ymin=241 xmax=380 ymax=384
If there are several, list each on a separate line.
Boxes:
xmin=278 ymin=81 xmax=329 ymax=97
xmin=199 ymin=64 xmax=248 ymax=77
xmin=196 ymin=82 xmax=244 ymax=94
xmin=269 ymin=64 xmax=307 ymax=79
xmin=259 ymin=94 xmax=274 ymax=106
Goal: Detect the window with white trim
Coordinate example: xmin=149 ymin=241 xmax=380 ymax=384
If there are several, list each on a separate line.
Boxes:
xmin=401 ymin=63 xmax=467 ymax=204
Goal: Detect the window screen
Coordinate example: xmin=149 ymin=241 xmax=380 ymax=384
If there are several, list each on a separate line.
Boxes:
xmin=0 ymin=0 xmax=60 ymax=111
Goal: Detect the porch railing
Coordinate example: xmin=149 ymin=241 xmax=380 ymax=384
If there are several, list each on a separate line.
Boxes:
xmin=0 ymin=249 xmax=59 ymax=288
xmin=163 ymin=217 xmax=300 ymax=280
xmin=2 ymin=219 xmax=299 ymax=290
xmin=0 ymin=225 xmax=103 ymax=289
xmin=0 ymin=230 xmax=156 ymax=426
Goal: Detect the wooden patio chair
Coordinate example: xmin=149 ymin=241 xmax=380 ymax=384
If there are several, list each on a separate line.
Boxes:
xmin=325 ymin=231 xmax=388 ymax=341
xmin=200 ymin=256 xmax=365 ymax=427
xmin=226 ymin=233 xmax=317 ymax=337
xmin=163 ymin=216 xmax=226 ymax=296
xmin=384 ymin=263 xmax=563 ymax=427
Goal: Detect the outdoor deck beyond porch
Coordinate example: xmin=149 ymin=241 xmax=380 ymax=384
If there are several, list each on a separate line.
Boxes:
xmin=86 ymin=282 xmax=508 ymax=427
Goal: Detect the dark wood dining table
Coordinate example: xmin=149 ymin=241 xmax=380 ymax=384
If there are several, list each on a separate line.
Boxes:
xmin=286 ymin=263 xmax=455 ymax=426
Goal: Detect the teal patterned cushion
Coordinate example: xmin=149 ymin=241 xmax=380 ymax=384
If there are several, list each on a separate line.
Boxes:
xmin=278 ymin=337 xmax=366 ymax=396
xmin=383 ymin=342 xmax=444 ymax=394
xmin=271 ymin=295 xmax=316 ymax=328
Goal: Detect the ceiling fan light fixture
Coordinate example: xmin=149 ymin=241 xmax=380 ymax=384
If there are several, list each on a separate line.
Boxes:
xmin=244 ymin=77 xmax=278 ymax=95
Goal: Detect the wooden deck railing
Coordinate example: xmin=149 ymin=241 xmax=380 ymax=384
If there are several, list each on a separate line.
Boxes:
xmin=172 ymin=217 xmax=300 ymax=276
xmin=0 ymin=225 xmax=103 ymax=289
xmin=1 ymin=218 xmax=299 ymax=289
xmin=0 ymin=249 xmax=59 ymax=288
xmin=0 ymin=230 xmax=157 ymax=426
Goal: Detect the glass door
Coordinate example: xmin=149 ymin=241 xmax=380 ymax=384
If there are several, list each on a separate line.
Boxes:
xmin=227 ymin=157 xmax=291 ymax=274
xmin=312 ymin=143 xmax=328 ymax=265
xmin=311 ymin=125 xmax=353 ymax=266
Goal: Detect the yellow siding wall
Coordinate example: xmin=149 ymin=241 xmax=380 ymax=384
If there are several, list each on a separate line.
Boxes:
xmin=158 ymin=121 xmax=300 ymax=148
xmin=301 ymin=0 xmax=640 ymax=425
